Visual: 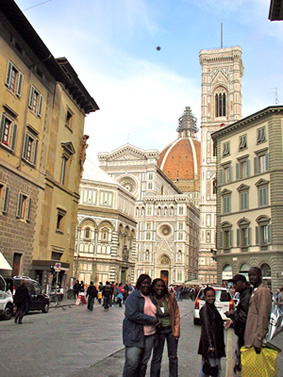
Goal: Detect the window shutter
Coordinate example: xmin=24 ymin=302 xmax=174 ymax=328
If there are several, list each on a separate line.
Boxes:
xmin=5 ymin=61 xmax=12 ymax=87
xmin=2 ymin=186 xmax=9 ymax=214
xmin=247 ymin=159 xmax=250 ymax=176
xmin=26 ymin=198 xmax=31 ymax=222
xmin=237 ymin=229 xmax=240 ymax=247
xmin=248 ymin=227 xmax=251 ymax=246
xmin=229 ymin=166 xmax=232 ymax=182
xmin=16 ymin=193 xmax=22 ymax=218
xmin=229 ymin=230 xmax=233 ymax=248
xmin=266 ymin=152 xmax=269 ymax=170
xmin=236 ymin=163 xmax=240 ymax=179
xmin=23 ymin=133 xmax=28 ymax=159
xmin=38 ymin=95 xmax=43 ymax=117
xmin=16 ymin=73 xmax=23 ymax=96
xmin=28 ymin=86 xmax=34 ymax=108
xmin=254 ymin=157 xmax=258 ymax=174
xmin=268 ymin=224 xmax=271 ymax=244
xmin=11 ymin=124 xmax=17 ymax=151
xmin=219 ymin=168 xmax=223 ymax=184
xmin=220 ymin=231 xmax=223 ymax=248
xmin=0 ymin=114 xmax=4 ymax=142
xmin=255 ymin=226 xmax=259 ymax=245
xmin=33 ymin=139 xmax=38 ymax=164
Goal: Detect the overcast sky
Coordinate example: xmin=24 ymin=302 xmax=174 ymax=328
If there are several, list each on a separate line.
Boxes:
xmin=16 ymin=0 xmax=283 ymax=164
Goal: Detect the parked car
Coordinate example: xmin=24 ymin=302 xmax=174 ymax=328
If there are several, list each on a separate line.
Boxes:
xmin=4 ymin=276 xmax=49 ymax=314
xmin=0 ymin=274 xmax=13 ymax=320
xmin=193 ymin=286 xmax=234 ymax=325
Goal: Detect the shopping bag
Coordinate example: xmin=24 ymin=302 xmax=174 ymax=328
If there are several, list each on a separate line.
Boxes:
xmin=241 ymin=346 xmax=278 ymax=377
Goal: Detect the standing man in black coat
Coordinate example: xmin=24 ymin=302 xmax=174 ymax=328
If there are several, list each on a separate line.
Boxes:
xmin=225 ymin=274 xmax=252 ymax=373
xmin=14 ymin=280 xmax=31 ymax=324
xmin=86 ymin=281 xmax=98 ymax=311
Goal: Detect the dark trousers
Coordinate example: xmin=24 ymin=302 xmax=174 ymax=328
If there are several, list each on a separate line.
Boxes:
xmin=150 ymin=327 xmax=178 ymax=377
xmin=123 ymin=334 xmax=155 ymax=377
xmin=103 ymin=296 xmax=110 ymax=310
xmin=87 ymin=296 xmax=94 ymax=311
xmin=15 ymin=306 xmax=25 ymax=323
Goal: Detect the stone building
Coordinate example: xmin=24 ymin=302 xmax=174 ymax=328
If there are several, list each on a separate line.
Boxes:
xmin=212 ymin=106 xmax=283 ymax=292
xmin=75 ymin=160 xmax=137 ymax=285
xmin=98 ymin=143 xmax=200 ymax=285
xmin=0 ymin=0 xmax=98 ymax=292
xmin=198 ymin=46 xmax=244 ymax=284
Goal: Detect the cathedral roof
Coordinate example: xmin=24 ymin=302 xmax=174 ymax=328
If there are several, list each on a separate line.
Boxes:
xmin=157 ymin=106 xmax=201 ymax=182
xmin=158 ymin=137 xmax=200 ymax=181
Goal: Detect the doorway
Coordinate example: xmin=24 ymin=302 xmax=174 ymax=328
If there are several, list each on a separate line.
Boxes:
xmin=161 ymin=270 xmax=168 ymax=286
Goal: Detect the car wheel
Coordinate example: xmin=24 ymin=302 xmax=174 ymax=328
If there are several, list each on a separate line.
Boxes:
xmin=193 ymin=318 xmax=200 ymax=325
xmin=42 ymin=303 xmax=49 ymax=313
xmin=3 ymin=303 xmax=13 ymax=320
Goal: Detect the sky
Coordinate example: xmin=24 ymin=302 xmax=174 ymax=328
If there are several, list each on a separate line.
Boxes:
xmin=16 ymin=0 xmax=283 ymax=164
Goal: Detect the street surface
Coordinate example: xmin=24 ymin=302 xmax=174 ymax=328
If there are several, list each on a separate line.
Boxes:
xmin=0 ymin=299 xmax=282 ymax=377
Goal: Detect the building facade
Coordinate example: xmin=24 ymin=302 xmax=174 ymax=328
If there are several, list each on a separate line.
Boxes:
xmin=0 ymin=0 xmax=98 ymax=292
xmin=75 ymin=160 xmax=137 ymax=285
xmin=198 ymin=47 xmax=244 ymax=284
xmin=98 ymin=144 xmax=200 ymax=284
xmin=212 ymin=106 xmax=283 ymax=292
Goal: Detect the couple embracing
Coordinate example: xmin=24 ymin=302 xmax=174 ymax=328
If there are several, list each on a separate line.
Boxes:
xmin=122 ymin=274 xmax=180 ymax=377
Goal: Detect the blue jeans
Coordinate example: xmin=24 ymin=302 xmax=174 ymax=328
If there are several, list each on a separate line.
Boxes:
xmin=150 ymin=327 xmax=178 ymax=377
xmin=123 ymin=334 xmax=155 ymax=377
xmin=199 ymin=356 xmax=222 ymax=377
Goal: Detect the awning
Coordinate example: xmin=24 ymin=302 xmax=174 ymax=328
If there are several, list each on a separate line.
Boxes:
xmin=0 ymin=252 xmax=12 ymax=270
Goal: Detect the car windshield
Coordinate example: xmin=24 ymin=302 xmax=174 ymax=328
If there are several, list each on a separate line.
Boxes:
xmin=198 ymin=289 xmax=231 ymax=302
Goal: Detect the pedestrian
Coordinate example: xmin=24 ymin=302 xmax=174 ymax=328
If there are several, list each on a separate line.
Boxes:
xmin=198 ymin=287 xmax=225 ymax=377
xmin=80 ymin=280 xmax=85 ymax=293
xmin=102 ymin=281 xmax=112 ymax=311
xmin=224 ymin=274 xmax=252 ymax=373
xmin=117 ymin=282 xmax=124 ymax=307
xmin=14 ymin=280 xmax=32 ymax=324
xmin=86 ymin=281 xmax=98 ymax=311
xmin=97 ymin=290 xmax=102 ymax=304
xmin=73 ymin=279 xmax=80 ymax=299
xmin=150 ymin=278 xmax=180 ymax=377
xmin=122 ymin=274 xmax=161 ymax=377
xmin=244 ymin=267 xmax=272 ymax=354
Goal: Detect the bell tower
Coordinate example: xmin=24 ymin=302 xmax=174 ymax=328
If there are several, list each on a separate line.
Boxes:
xmin=198 ymin=46 xmax=244 ymax=284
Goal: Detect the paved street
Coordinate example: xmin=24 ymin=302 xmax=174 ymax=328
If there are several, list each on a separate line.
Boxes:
xmin=0 ymin=299 xmax=282 ymax=377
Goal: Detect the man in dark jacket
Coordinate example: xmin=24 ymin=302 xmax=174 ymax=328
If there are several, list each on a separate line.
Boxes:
xmin=225 ymin=274 xmax=252 ymax=373
xmin=102 ymin=281 xmax=112 ymax=311
xmin=86 ymin=281 xmax=98 ymax=311
xmin=14 ymin=280 xmax=31 ymax=324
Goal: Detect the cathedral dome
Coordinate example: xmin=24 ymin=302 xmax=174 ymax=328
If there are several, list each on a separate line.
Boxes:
xmin=157 ymin=107 xmax=201 ymax=200
xmin=158 ymin=137 xmax=200 ymax=181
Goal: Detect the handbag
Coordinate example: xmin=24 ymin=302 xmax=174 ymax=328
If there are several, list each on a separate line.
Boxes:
xmin=202 ymin=359 xmax=218 ymax=376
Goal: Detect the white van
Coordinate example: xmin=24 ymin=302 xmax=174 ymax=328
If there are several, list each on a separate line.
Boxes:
xmin=0 ymin=274 xmax=13 ymax=320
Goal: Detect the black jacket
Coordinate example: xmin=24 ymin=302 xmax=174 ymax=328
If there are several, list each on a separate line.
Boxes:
xmin=86 ymin=285 xmax=98 ymax=298
xmin=227 ymin=287 xmax=252 ymax=338
xmin=14 ymin=284 xmax=31 ymax=308
xmin=198 ymin=303 xmax=226 ymax=358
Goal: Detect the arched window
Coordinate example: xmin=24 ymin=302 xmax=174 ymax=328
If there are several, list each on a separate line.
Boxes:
xmin=222 ymin=265 xmax=232 ymax=282
xmin=261 ymin=263 xmax=271 ymax=289
xmin=215 ymin=87 xmax=227 ymax=118
xmin=84 ymin=227 xmax=91 ymax=239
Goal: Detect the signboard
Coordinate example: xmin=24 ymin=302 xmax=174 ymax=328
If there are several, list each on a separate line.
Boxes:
xmin=54 ymin=263 xmax=61 ymax=272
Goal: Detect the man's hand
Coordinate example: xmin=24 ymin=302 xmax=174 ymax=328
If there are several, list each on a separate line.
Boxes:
xmin=254 ymin=346 xmax=261 ymax=354
xmin=224 ymin=310 xmax=233 ymax=317
xmin=224 ymin=319 xmax=233 ymax=329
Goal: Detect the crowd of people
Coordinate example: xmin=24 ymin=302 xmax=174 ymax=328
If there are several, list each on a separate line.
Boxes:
xmin=52 ymin=269 xmax=282 ymax=377
xmin=72 ymin=279 xmax=134 ymax=311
